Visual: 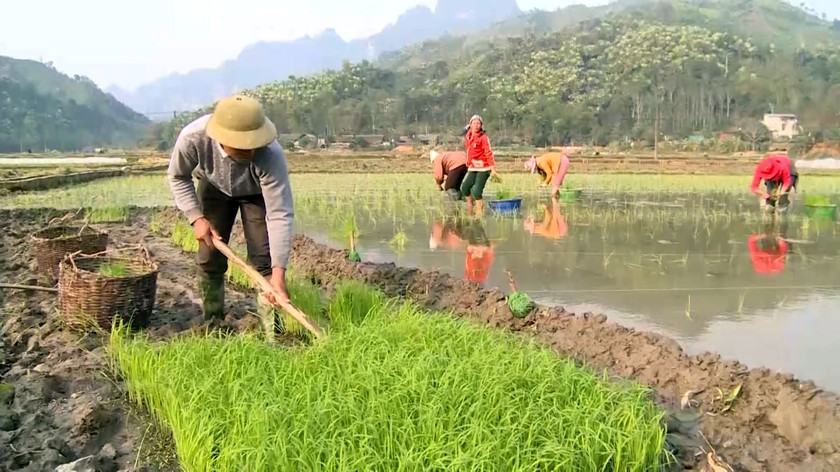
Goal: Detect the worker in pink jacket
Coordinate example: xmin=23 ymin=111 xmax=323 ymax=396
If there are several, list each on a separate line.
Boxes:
xmin=430 ymin=150 xmax=468 ymax=200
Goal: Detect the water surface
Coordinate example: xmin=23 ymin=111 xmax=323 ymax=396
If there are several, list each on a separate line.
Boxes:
xmin=297 ymin=192 xmax=840 ymax=392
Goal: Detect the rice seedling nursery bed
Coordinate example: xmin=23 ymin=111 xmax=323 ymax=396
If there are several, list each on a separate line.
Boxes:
xmin=110 ymin=285 xmax=669 ymax=471
xmin=3 ymin=163 xmax=840 ymax=471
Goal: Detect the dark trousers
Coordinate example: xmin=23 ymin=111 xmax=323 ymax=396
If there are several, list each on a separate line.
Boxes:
xmin=443 ymin=164 xmax=468 ymax=200
xmin=443 ymin=164 xmax=468 ymax=191
xmin=196 ymin=179 xmax=271 ymax=318
xmin=461 ymin=170 xmax=491 ymax=200
xmin=765 ymin=162 xmax=799 ymax=208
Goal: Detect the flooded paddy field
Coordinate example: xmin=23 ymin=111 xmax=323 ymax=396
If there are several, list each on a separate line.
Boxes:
xmin=3 ymin=171 xmax=840 ymax=470
xmin=5 ymin=173 xmax=840 ymax=391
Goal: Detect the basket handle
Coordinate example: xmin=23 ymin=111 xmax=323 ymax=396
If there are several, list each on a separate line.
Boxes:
xmin=76 ymin=222 xmax=92 ymax=238
xmin=63 ymin=250 xmax=82 ymax=271
xmin=65 ymin=244 xmax=153 ymax=263
xmin=47 ymin=208 xmax=83 ymax=227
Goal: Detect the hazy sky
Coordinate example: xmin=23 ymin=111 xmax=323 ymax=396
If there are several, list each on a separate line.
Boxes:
xmin=0 ymin=0 xmax=835 ymax=90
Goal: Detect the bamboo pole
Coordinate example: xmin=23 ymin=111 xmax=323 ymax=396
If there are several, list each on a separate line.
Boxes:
xmin=0 ymin=283 xmax=58 ymax=292
xmin=212 ymin=239 xmax=324 ymax=339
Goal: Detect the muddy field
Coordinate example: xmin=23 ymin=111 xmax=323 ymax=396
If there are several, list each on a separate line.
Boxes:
xmin=2 ymin=207 xmax=840 ymax=471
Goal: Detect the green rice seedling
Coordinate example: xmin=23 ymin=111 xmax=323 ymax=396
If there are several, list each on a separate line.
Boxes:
xmin=98 ymin=261 xmax=130 ymax=277
xmin=327 ymin=279 xmax=389 ymax=331
xmin=85 ymin=205 xmax=130 ymax=223
xmin=6 ymin=173 xmax=840 ymax=211
xmin=109 ymin=298 xmax=671 ymax=472
xmin=389 ymin=228 xmax=408 ymax=251
xmin=148 ymin=209 xmax=170 ymax=236
xmin=343 ymin=215 xmax=361 ymax=262
xmin=171 ymin=220 xmax=199 ymax=253
xmin=225 ymin=263 xmax=255 ymax=290
xmin=278 ymin=276 xmax=328 ymax=339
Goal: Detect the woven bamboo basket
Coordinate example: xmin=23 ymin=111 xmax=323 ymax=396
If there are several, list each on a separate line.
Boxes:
xmin=32 ymin=226 xmax=109 ymax=284
xmin=58 ymin=248 xmax=159 ymax=331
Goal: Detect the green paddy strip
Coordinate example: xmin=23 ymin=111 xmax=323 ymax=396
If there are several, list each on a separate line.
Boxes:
xmin=110 ymin=282 xmax=671 ymax=471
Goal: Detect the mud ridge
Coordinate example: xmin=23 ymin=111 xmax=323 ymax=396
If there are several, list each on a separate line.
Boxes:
xmin=0 ymin=208 xmax=262 ymax=471
xmin=289 ymin=234 xmax=840 ymax=472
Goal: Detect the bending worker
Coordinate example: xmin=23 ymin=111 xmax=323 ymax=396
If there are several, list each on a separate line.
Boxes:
xmin=750 ymin=152 xmax=798 ymax=212
xmin=167 ymin=94 xmax=294 ymax=322
xmin=526 ymin=152 xmax=570 ymax=199
xmin=430 ymin=149 xmax=468 ymax=200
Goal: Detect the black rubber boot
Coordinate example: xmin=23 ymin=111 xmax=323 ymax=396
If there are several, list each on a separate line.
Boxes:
xmin=198 ymin=277 xmax=225 ymax=320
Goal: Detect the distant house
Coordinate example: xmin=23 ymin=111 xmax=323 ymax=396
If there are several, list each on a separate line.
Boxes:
xmin=761 ymin=114 xmax=800 ymax=139
xmin=414 ymin=134 xmax=440 ymax=146
xmin=335 ymin=134 xmax=386 ymax=147
xmin=277 ymin=133 xmax=316 ymax=148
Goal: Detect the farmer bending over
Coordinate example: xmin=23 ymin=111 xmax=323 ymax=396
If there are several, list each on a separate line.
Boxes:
xmin=430 ymin=150 xmax=468 ymax=200
xmin=461 ymin=115 xmax=498 ymax=216
xmin=750 ymin=153 xmax=798 ymax=212
xmin=167 ymin=94 xmax=294 ymax=320
xmin=526 ymin=152 xmax=570 ymax=199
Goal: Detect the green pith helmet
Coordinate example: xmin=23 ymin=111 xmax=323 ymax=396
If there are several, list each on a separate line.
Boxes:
xmin=206 ymin=95 xmax=277 ymax=150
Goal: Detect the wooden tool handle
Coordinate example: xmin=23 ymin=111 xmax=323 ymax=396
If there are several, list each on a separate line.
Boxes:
xmin=212 ymin=239 xmax=324 ymax=339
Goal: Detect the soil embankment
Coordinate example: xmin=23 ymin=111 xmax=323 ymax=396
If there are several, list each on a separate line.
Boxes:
xmin=0 ymin=208 xmax=262 ymax=471
xmin=1 ymin=207 xmax=839 ymax=471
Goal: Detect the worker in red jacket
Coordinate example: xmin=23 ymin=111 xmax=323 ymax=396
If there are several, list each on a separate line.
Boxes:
xmin=460 ymin=115 xmax=498 ymax=216
xmin=750 ymin=153 xmax=799 ymax=212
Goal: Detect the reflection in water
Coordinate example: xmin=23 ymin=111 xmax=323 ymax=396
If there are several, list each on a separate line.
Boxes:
xmin=430 ymin=217 xmax=496 ymax=286
xmin=297 ymin=193 xmax=840 ymax=391
xmin=524 ymin=200 xmax=568 ymax=240
xmin=748 ymin=220 xmax=790 ymax=275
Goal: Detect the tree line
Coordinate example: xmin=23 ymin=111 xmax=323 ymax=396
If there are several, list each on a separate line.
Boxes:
xmin=146 ymin=16 xmax=840 ymax=151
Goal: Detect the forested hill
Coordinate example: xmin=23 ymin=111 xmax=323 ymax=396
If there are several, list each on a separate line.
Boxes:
xmin=148 ymin=0 xmax=840 ymax=149
xmin=0 ymin=56 xmax=149 ymax=153
xmin=379 ymin=0 xmax=840 ymax=70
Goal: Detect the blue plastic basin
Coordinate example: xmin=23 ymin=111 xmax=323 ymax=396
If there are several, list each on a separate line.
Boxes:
xmin=488 ymin=197 xmax=523 ymax=214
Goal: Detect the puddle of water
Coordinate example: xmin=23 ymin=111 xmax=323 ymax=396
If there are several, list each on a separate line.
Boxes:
xmin=297 ymin=193 xmax=840 ymax=392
